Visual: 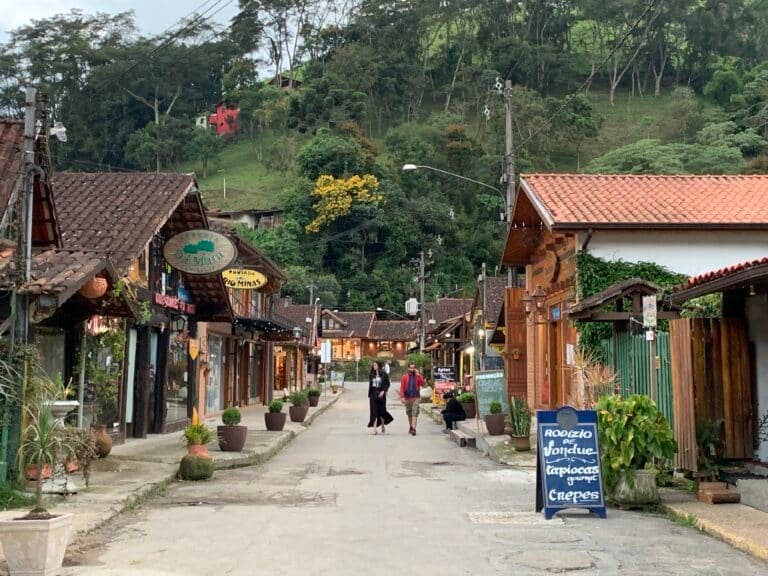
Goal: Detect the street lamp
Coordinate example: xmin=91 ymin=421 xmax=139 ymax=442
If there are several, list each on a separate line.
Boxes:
xmin=376 ymin=306 xmax=409 ymax=320
xmin=402 ymin=163 xmax=506 ymax=221
xmin=292 ymin=326 xmax=302 ymax=390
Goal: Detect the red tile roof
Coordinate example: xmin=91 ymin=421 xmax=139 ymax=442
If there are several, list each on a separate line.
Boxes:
xmin=424 ymin=298 xmax=472 ymax=325
xmin=53 ymin=173 xmax=197 ymax=273
xmin=684 ymin=257 xmax=768 ymax=289
xmin=519 ymin=174 xmax=768 ymax=229
xmin=370 ymin=320 xmax=417 ymax=341
xmin=0 ymin=119 xmax=23 ymax=221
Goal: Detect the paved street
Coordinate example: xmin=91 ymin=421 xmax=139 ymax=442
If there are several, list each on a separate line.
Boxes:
xmin=65 ymin=383 xmax=768 ymax=576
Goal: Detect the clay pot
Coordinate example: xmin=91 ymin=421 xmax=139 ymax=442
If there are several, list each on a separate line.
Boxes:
xmin=613 ymin=469 xmax=659 ymax=506
xmin=289 ymin=405 xmax=309 ymax=423
xmin=509 ymin=434 xmax=531 ymax=451
xmin=308 ymin=395 xmax=320 ymax=407
xmin=187 ymin=444 xmax=211 ymax=458
xmin=217 ymin=425 xmax=247 ymax=452
xmin=265 ymin=412 xmax=286 ymax=431
xmin=79 ymin=277 xmax=108 ymax=299
xmin=90 ymin=424 xmax=112 ymax=458
xmin=65 ymin=460 xmax=80 ymax=474
xmin=460 ymin=402 xmax=476 ymax=419
xmin=484 ymin=414 xmax=506 ymax=436
xmin=24 ymin=464 xmax=52 ymax=481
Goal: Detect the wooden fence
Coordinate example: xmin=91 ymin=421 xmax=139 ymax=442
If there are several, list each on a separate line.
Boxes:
xmin=670 ymin=318 xmax=754 ymax=472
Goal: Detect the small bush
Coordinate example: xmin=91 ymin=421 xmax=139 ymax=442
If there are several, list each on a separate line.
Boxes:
xmin=289 ymin=390 xmax=309 ymax=406
xmin=269 ymin=399 xmax=284 ymax=413
xmin=489 ymin=400 xmax=503 ymax=414
xmin=307 ymin=388 xmax=321 ymax=397
xmin=458 ymin=392 xmax=475 ymax=403
xmin=182 ymin=424 xmax=215 ymax=446
xmin=222 ymin=407 xmax=242 ymax=426
xmin=0 ymin=485 xmax=35 ymax=511
xmin=179 ymin=454 xmax=214 ymax=481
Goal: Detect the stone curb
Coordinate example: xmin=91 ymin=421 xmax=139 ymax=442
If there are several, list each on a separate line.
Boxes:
xmin=660 ymin=502 xmax=768 ymax=563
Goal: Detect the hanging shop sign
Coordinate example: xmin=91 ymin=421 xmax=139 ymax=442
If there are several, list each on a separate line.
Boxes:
xmin=536 ymin=406 xmax=606 ymax=520
xmin=163 ymin=230 xmax=237 ymax=275
xmin=153 ymin=293 xmax=196 ymax=314
xmin=222 ymin=269 xmax=268 ymax=290
xmin=189 ymin=338 xmax=200 ymax=360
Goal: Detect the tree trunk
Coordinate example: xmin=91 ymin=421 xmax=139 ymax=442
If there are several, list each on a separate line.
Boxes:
xmin=444 ymin=46 xmax=465 ymax=111
xmin=202 ymin=156 xmax=208 ymax=179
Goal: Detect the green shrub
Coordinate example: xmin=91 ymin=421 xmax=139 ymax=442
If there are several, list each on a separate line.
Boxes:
xmin=221 ymin=407 xmax=242 ymax=426
xmin=458 ymin=392 xmax=475 ymax=403
xmin=489 ymin=400 xmax=503 ymax=414
xmin=508 ymin=397 xmax=531 ymax=436
xmin=268 ymin=399 xmax=284 ymax=413
xmin=182 ymin=424 xmax=215 ymax=446
xmin=597 ymin=394 xmax=677 ymax=492
xmin=179 ymin=454 xmax=214 ymax=481
xmin=307 ymin=388 xmax=321 ymax=397
xmin=289 ymin=390 xmax=309 ymax=406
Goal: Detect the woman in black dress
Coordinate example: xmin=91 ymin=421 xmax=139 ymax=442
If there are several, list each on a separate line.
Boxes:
xmin=368 ymin=361 xmax=394 ymax=434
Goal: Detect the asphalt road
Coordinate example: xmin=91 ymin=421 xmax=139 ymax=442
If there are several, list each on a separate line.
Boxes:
xmin=65 ymin=383 xmax=768 ymax=576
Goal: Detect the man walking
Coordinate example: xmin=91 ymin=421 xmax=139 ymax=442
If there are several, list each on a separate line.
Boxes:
xmin=400 ymin=363 xmax=424 ymax=435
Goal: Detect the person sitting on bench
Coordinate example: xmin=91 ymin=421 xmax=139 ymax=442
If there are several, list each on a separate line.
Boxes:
xmin=441 ymin=391 xmax=466 ymax=433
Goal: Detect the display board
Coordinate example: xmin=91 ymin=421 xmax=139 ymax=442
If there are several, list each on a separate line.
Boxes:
xmin=433 ymin=366 xmax=457 ymax=404
xmin=535 ymin=406 xmax=606 ymax=520
xmin=474 ymin=370 xmax=508 ymax=417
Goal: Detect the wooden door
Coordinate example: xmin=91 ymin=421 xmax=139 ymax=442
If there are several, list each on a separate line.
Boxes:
xmin=549 ymin=321 xmax=564 ymax=407
xmin=504 ymin=288 xmax=527 ymax=400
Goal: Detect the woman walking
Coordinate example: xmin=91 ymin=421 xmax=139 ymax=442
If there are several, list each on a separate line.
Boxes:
xmin=368 ymin=361 xmax=394 ymax=434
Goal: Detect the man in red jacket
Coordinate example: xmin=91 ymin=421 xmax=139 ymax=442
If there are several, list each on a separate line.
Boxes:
xmin=400 ymin=362 xmax=425 ymax=435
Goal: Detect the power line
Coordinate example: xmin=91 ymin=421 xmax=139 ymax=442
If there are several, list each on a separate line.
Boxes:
xmin=516 ymin=0 xmax=664 ymax=150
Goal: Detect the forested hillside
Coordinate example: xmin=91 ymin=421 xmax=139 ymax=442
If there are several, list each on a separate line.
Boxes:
xmin=4 ymin=0 xmax=768 ymax=310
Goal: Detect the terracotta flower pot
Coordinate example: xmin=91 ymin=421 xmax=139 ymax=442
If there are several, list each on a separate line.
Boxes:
xmin=90 ymin=424 xmax=112 ymax=458
xmin=217 ymin=425 xmax=247 ymax=452
xmin=187 ymin=444 xmax=211 ymax=458
xmin=308 ymin=395 xmax=320 ymax=407
xmin=460 ymin=402 xmax=476 ymax=419
xmin=509 ymin=434 xmax=531 ymax=451
xmin=265 ymin=412 xmax=286 ymax=431
xmin=484 ymin=414 xmax=506 ymax=436
xmin=289 ymin=405 xmax=309 ymax=423
xmin=25 ymin=464 xmax=53 ymax=481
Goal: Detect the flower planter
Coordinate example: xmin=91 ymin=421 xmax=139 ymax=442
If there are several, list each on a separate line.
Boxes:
xmin=179 ymin=455 xmax=214 ymax=481
xmin=90 ymin=424 xmax=112 ymax=458
xmin=187 ymin=444 xmax=211 ymax=458
xmin=0 ymin=514 xmax=73 ymax=576
xmin=289 ymin=405 xmax=309 ymax=423
xmin=25 ymin=464 xmax=52 ymax=481
xmin=217 ymin=425 xmax=247 ymax=452
xmin=484 ymin=414 xmax=506 ymax=436
xmin=508 ymin=434 xmax=531 ymax=451
xmin=612 ymin=469 xmax=659 ymax=507
xmin=308 ymin=395 xmax=320 ymax=407
xmin=265 ymin=412 xmax=287 ymax=431
xmin=460 ymin=402 xmax=476 ymax=419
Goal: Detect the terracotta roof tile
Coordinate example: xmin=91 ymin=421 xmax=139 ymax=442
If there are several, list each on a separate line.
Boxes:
xmin=0 ymin=119 xmax=23 ymax=221
xmin=424 ymin=298 xmax=472 ymax=325
xmin=520 ymin=174 xmax=768 ymax=229
xmin=370 ymin=320 xmax=417 ymax=341
xmin=53 ymin=173 xmax=196 ymax=273
xmin=684 ymin=257 xmax=768 ymax=289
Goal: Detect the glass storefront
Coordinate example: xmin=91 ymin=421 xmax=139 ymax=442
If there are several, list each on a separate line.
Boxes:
xmin=206 ymin=335 xmax=224 ymax=414
xmin=249 ymin=343 xmax=262 ymax=402
xmin=166 ymin=322 xmax=189 ymax=424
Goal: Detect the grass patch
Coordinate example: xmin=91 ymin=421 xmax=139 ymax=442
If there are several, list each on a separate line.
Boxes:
xmin=120 ymin=479 xmax=173 ymax=513
xmin=666 ymin=510 xmax=700 ymax=529
xmin=0 ymin=484 xmax=35 ymax=511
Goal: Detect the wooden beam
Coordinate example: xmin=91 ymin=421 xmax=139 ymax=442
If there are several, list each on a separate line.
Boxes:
xmin=570 ymin=311 xmax=680 ymax=322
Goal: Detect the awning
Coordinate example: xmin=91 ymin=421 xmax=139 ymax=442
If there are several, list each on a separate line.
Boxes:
xmin=234 ymin=315 xmax=294 ymax=341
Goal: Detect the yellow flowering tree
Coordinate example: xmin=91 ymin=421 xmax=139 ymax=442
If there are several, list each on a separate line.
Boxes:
xmin=305 ymin=174 xmax=384 ymax=233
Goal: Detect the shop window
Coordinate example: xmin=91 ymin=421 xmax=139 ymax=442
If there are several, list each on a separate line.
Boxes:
xmin=379 ymin=341 xmax=393 ymax=352
xmin=206 ymin=336 xmax=224 ymax=413
xmin=35 ymin=329 xmax=65 ymax=383
xmin=166 ymin=323 xmax=189 ymax=423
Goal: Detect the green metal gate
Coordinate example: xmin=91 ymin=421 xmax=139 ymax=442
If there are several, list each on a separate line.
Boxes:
xmin=601 ymin=332 xmax=674 ymax=430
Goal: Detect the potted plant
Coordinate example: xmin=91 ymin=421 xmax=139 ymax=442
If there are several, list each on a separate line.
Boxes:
xmin=0 ymin=405 xmax=82 ymax=576
xmin=217 ymin=406 xmax=247 ymax=452
xmin=265 ymin=400 xmax=287 ymax=431
xmin=289 ymin=390 xmax=309 ymax=423
xmin=597 ymin=394 xmax=677 ymax=506
xmin=458 ymin=392 xmax=476 ymax=419
xmin=89 ymin=365 xmax=118 ymax=459
xmin=484 ymin=400 xmax=506 ymax=436
xmin=59 ymin=426 xmax=98 ymax=486
xmin=179 ymin=423 xmax=215 ymax=481
xmin=507 ymin=396 xmax=532 ymax=451
xmin=307 ymin=388 xmax=321 ymax=407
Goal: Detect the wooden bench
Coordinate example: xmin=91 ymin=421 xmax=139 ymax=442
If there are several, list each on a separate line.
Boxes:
xmin=449 ymin=429 xmax=476 ymax=448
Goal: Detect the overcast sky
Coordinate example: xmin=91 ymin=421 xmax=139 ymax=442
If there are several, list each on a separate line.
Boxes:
xmin=0 ymin=1 xmax=239 ymax=42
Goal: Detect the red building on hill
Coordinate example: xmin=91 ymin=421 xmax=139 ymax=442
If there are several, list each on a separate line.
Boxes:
xmin=208 ymin=102 xmax=240 ymax=136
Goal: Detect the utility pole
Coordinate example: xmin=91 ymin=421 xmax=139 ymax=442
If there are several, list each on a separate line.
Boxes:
xmin=480 ymin=263 xmax=487 ymax=371
xmin=419 ymin=250 xmax=426 ymax=353
xmin=503 ymin=79 xmax=518 ymax=288
xmin=306 ymin=283 xmax=317 ymax=306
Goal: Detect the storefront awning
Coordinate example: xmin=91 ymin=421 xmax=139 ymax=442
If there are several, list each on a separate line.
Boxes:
xmin=234 ymin=316 xmax=293 ymax=341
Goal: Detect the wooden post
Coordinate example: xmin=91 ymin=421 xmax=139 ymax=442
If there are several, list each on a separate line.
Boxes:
xmin=133 ymin=326 xmax=151 ymax=438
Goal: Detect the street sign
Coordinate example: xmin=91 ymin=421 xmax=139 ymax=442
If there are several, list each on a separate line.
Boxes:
xmin=474 ymin=370 xmax=508 ymax=417
xmin=320 ymin=340 xmax=332 ymax=364
xmin=536 ymin=407 xmax=606 ymax=520
xmin=642 ymin=295 xmax=657 ymax=328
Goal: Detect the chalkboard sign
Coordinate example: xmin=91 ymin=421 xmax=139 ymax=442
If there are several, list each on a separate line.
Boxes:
xmin=535 ymin=407 xmax=606 ymax=520
xmin=474 ymin=370 xmax=508 ymax=417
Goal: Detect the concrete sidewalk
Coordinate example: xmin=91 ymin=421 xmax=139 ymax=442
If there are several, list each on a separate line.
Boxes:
xmin=0 ymin=391 xmax=342 ymax=553
xmin=419 ymin=403 xmax=536 ymax=468
xmin=662 ymin=489 xmax=768 ymax=563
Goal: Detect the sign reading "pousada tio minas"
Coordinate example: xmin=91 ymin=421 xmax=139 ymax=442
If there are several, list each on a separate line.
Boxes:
xmin=163 ymin=230 xmax=237 ymax=275
xmin=536 ymin=406 xmax=606 ymax=520
xmin=222 ymin=269 xmax=268 ymax=290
